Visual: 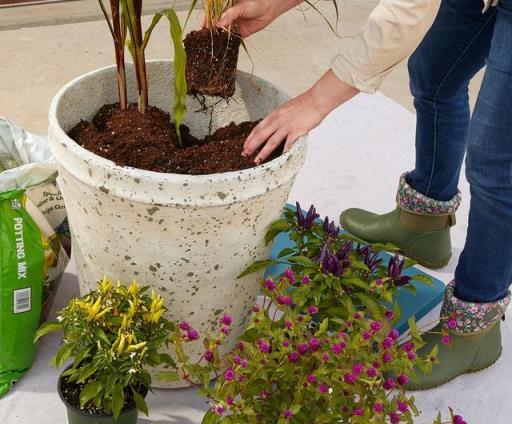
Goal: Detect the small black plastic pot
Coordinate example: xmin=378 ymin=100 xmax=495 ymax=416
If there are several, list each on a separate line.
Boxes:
xmin=58 ymin=371 xmax=139 ymax=424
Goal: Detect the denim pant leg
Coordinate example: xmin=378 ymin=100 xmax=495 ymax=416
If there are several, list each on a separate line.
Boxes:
xmin=455 ymin=2 xmax=512 ymax=303
xmin=406 ymin=0 xmax=496 ymax=201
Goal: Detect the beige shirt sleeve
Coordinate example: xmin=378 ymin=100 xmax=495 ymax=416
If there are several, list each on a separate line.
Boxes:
xmin=331 ymin=0 xmax=441 ymax=93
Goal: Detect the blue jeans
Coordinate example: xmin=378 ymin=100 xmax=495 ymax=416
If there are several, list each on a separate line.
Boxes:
xmin=407 ymin=0 xmax=512 ymax=302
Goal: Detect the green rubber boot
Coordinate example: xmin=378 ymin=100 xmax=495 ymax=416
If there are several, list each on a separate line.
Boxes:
xmin=406 ymin=281 xmax=510 ymax=391
xmin=340 ymin=173 xmax=461 ymax=269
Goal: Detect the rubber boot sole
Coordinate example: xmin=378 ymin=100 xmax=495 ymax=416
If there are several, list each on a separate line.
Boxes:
xmin=401 ymin=249 xmax=452 ymax=270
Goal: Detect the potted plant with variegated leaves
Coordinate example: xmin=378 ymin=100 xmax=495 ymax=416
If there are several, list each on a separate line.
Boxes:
xmin=35 ymin=278 xmax=176 ymax=424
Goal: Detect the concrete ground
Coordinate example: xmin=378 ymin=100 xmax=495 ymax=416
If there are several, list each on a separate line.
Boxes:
xmin=0 ymin=1 xmax=502 ymax=423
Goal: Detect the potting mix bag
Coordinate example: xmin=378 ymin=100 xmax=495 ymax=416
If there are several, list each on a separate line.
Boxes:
xmin=0 ymin=117 xmax=70 ymax=397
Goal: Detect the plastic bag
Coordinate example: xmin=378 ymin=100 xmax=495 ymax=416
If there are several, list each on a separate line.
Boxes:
xmin=0 ymin=117 xmax=70 ymax=397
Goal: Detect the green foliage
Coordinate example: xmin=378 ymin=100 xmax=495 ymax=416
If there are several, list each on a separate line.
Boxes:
xmin=36 ymin=278 xmax=175 ymax=419
xmin=145 ymin=9 xmax=187 ymax=146
xmin=170 ymin=206 xmax=454 ymax=423
xmin=97 ymin=1 xmax=189 ymax=144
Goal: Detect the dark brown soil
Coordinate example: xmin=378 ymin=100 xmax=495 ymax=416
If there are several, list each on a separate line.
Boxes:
xmin=60 ymin=375 xmax=145 ymax=416
xmin=184 ymin=28 xmax=241 ymax=98
xmin=69 ymin=103 xmax=283 ymax=175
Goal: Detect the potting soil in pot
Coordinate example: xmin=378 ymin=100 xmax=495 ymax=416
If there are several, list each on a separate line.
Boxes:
xmin=69 ymin=103 xmax=283 ymax=175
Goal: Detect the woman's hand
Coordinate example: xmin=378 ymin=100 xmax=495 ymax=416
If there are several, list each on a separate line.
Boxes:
xmin=244 ymin=70 xmax=360 ymax=163
xmin=244 ymin=91 xmax=325 ymax=163
xmin=215 ymin=0 xmax=301 ymax=38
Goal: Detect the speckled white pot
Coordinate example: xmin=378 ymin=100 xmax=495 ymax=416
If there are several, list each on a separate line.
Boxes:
xmin=48 ymin=60 xmax=306 ymax=387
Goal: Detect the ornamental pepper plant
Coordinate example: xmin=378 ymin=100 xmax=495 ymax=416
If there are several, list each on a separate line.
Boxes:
xmin=35 ymin=278 xmax=179 ymax=419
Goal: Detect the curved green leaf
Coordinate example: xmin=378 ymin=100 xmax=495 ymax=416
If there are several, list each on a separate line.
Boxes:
xmin=237 ymin=260 xmax=278 ymax=278
xmin=147 ymin=9 xmax=187 ymax=146
xmin=34 ymin=321 xmax=61 ymax=342
xmin=80 ymin=380 xmax=102 ymax=408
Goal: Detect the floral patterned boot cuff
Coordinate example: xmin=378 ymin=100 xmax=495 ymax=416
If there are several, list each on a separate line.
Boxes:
xmin=396 ymin=173 xmax=461 ymax=215
xmin=441 ymin=281 xmax=511 ymax=335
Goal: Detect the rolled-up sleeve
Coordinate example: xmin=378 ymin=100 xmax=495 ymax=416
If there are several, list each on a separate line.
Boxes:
xmin=331 ymin=0 xmax=441 ymax=93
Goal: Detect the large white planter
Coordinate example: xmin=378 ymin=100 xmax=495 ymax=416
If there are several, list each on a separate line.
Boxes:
xmin=48 ymin=60 xmax=306 ymax=387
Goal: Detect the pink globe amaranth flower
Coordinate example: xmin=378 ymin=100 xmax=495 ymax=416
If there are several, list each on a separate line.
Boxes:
xmin=301 ymin=275 xmax=311 ymax=285
xmin=318 ymin=383 xmax=329 ymax=393
xmin=322 ymin=352 xmax=330 ymax=362
xmin=216 ymin=404 xmax=225 ymax=415
xmin=221 ymin=326 xmax=230 ymax=335
xmin=226 ymin=397 xmax=234 ymax=406
xmin=238 ymin=375 xmax=246 ymax=383
xmin=388 ymin=329 xmax=400 ymax=340
xmin=297 ymin=315 xmax=304 ymax=322
xmin=372 ymin=360 xmax=380 ymax=369
xmin=344 ymin=373 xmax=357 ymax=384
xmin=308 ymin=305 xmax=319 ymax=315
xmin=338 ymin=331 xmax=348 ymax=340
xmin=374 ymin=403 xmax=384 ymax=414
xmin=233 ymin=354 xmax=242 ymax=365
xmin=221 ymin=314 xmax=233 ymax=326
xmin=441 ymin=334 xmax=452 ymax=345
xmin=307 ymin=374 xmax=317 ymax=384
xmin=382 ymin=337 xmax=394 ymax=349
xmin=367 ymin=367 xmax=377 ymax=378
xmin=342 ymin=406 xmax=349 ymax=414
xmin=370 ymin=321 xmax=382 ymax=332
xmin=397 ymin=374 xmax=409 ymax=386
xmin=204 ymin=350 xmax=214 ymax=362
xmin=265 ymin=279 xmax=276 ymax=291
xmin=308 ymin=338 xmax=320 ymax=351
xmin=402 ymin=341 xmax=414 ymax=352
xmin=259 ymin=341 xmax=270 ymax=354
xmin=259 ymin=390 xmax=269 ymax=399
xmin=362 ymin=330 xmax=372 ymax=340
xmin=332 ymin=342 xmax=346 ymax=355
xmin=283 ymin=409 xmax=293 ymax=419
xmin=179 ymin=321 xmax=191 ymax=331
xmin=389 ymin=411 xmax=400 ymax=424
xmin=252 ymin=305 xmax=260 ymax=313
xmin=346 ymin=320 xmax=353 ymax=328
xmin=376 ymin=278 xmax=384 ymax=286
xmin=187 ymin=329 xmax=200 ymax=341
xmin=277 ymin=295 xmax=292 ymax=306
xmin=383 ymin=378 xmax=395 ymax=390
xmin=397 ymin=401 xmax=408 ymax=413
xmin=453 ymin=415 xmax=467 ymax=424
xmin=383 ymin=352 xmax=393 ymax=363
xmin=407 ymin=351 xmax=417 ymax=361
xmin=240 ymin=359 xmax=248 ymax=368
xmin=352 ymin=363 xmax=364 ymax=376
xmin=284 ymin=269 xmax=296 ymax=284
xmin=288 ymin=351 xmax=299 ymax=362
xmin=282 ymin=340 xmax=290 ymax=348
xmin=354 ymin=312 xmax=362 ymax=319
xmin=447 ymin=317 xmax=457 ymax=329
xmin=237 ymin=342 xmax=245 ymax=352
xmin=298 ymin=343 xmax=309 ymax=355
xmin=353 ymin=407 xmax=364 ymax=417
xmin=285 ymin=320 xmax=293 ymax=330
xmin=385 ymin=309 xmax=395 ymax=321
xmin=223 ymin=368 xmax=235 ymax=381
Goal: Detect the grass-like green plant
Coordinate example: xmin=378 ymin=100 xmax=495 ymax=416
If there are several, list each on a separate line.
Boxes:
xmin=98 ymin=0 xmax=187 ymax=145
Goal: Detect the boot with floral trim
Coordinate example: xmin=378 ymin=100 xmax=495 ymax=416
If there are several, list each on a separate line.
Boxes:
xmin=405 ymin=281 xmax=510 ymax=390
xmin=340 ymin=173 xmax=461 ymax=269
